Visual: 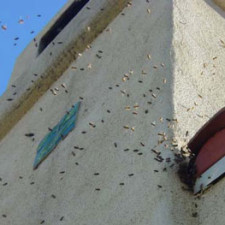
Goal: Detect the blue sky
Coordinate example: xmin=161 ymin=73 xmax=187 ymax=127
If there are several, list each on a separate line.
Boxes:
xmin=0 ymin=0 xmax=67 ymax=96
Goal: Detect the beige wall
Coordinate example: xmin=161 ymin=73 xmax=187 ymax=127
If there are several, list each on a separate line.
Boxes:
xmin=0 ymin=0 xmax=130 ymax=142
xmin=1 ymin=0 xmax=225 ymax=224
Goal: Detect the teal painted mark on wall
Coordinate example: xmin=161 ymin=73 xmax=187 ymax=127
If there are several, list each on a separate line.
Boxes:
xmin=33 ymin=101 xmax=81 ymax=169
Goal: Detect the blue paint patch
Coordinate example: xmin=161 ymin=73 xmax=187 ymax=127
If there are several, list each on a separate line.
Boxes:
xmin=33 ymin=101 xmax=80 ymax=169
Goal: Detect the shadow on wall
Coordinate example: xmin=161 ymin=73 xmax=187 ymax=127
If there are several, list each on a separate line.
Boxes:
xmin=204 ymin=0 xmax=225 ymax=19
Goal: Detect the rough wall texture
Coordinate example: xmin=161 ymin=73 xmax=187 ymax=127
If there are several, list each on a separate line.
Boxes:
xmin=0 ymin=0 xmax=130 ymax=142
xmin=0 ymin=0 xmax=225 ymax=225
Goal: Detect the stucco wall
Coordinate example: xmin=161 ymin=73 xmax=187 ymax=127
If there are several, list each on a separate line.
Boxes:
xmin=0 ymin=0 xmax=130 ymax=142
xmin=0 ymin=0 xmax=225 ymax=224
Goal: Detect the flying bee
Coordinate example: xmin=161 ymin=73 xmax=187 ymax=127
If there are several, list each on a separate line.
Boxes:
xmin=50 ymin=89 xmax=57 ymax=95
xmin=18 ymin=19 xmax=24 ymax=24
xmin=122 ymin=77 xmax=127 ymax=82
xmin=127 ymin=2 xmax=132 ymax=7
xmin=151 ymin=149 xmax=160 ymax=155
xmin=120 ymin=90 xmax=126 ymax=95
xmin=131 ymin=127 xmax=135 ymax=131
xmin=89 ymin=122 xmax=96 ymax=128
xmin=106 ymin=27 xmax=112 ymax=32
xmin=61 ymin=83 xmax=66 ymax=88
xmin=1 ymin=25 xmax=7 ymax=30
xmin=129 ymin=70 xmax=134 ymax=74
